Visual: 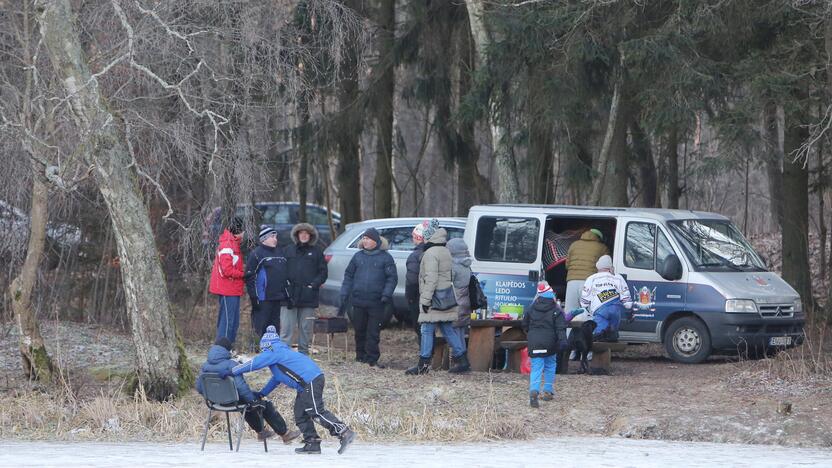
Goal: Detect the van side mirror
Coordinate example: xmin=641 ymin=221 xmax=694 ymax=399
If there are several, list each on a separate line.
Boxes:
xmin=658 ymin=255 xmax=683 ymax=281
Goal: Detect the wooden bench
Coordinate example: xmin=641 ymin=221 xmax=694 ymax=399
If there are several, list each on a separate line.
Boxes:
xmin=498 ymin=340 xmax=628 ymax=373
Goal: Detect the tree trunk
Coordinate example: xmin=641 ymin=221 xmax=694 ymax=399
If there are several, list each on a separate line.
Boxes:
xmin=527 ymin=64 xmax=555 ymax=204
xmin=591 ymin=74 xmax=629 ymax=207
xmin=629 ymin=112 xmax=659 ymax=208
xmin=782 ymin=118 xmax=814 ymax=310
xmin=9 ymin=169 xmax=56 ymax=382
xmin=465 ymin=0 xmax=520 ymax=203
xmin=763 ymin=103 xmax=784 ymax=229
xmin=37 ymin=0 xmax=192 ymax=400
xmin=373 ymin=0 xmax=395 ymax=218
xmin=336 ymin=6 xmax=363 ymax=224
xmin=666 ymin=129 xmax=681 ymax=209
xmin=297 ymin=97 xmax=310 ymax=223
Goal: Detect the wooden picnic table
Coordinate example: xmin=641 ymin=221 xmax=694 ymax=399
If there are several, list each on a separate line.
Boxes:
xmin=468 ymin=319 xmax=523 ymax=371
xmin=467 ymin=318 xmax=592 ymax=372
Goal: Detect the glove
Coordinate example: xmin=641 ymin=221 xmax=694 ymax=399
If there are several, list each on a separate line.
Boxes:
xmin=252 ymin=391 xmax=264 ymax=400
xmin=421 ymin=304 xmax=429 ymax=314
xmin=250 ymin=297 xmax=260 ymax=311
xmin=380 ymin=296 xmax=390 ymax=304
xmin=337 ymin=298 xmax=348 ymax=317
xmin=217 ymin=368 xmax=232 ymax=379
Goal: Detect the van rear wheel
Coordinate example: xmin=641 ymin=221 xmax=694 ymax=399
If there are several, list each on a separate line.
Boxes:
xmin=664 ymin=317 xmax=711 ymax=364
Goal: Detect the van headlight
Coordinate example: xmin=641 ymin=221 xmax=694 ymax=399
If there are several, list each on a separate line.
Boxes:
xmin=793 ymin=299 xmax=803 ymax=313
xmin=725 ymin=299 xmax=758 ymax=313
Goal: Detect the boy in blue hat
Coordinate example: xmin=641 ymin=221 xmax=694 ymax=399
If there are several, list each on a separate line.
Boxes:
xmin=522 ymin=282 xmax=568 ymax=408
xmin=222 ymin=326 xmax=356 ymax=455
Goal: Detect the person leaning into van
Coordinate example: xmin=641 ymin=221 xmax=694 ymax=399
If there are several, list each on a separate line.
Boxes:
xmin=578 ymin=255 xmax=633 ymax=342
xmin=284 ymin=223 xmax=327 ymax=355
xmin=565 ymin=228 xmax=609 ymax=312
xmin=209 ymin=217 xmax=246 ymax=343
xmin=339 ymin=228 xmax=398 ymax=368
xmin=405 ymin=227 xmax=470 ymax=375
xmin=245 ymin=227 xmax=290 ymax=337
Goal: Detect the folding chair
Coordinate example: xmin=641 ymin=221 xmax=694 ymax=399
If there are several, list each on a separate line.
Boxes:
xmin=198 ymin=373 xmax=268 ymax=452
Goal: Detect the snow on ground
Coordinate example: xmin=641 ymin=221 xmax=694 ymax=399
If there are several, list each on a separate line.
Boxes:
xmin=1 ymin=437 xmax=830 ymax=468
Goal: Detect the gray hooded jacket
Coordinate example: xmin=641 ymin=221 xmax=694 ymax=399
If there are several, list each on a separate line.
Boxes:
xmin=447 ymin=238 xmax=472 ymax=328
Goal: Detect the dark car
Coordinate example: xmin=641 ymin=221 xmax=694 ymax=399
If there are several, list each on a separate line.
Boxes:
xmin=204 ymin=202 xmax=341 ymax=249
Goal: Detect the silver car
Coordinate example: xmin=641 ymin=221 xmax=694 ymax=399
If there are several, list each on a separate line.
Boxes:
xmin=321 ymin=217 xmax=466 ymax=323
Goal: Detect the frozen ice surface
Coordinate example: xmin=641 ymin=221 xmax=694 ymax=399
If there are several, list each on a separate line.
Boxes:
xmin=1 ymin=436 xmax=830 ymax=467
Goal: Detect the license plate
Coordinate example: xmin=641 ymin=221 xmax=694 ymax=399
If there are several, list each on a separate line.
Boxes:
xmin=769 ymin=336 xmax=792 ymax=346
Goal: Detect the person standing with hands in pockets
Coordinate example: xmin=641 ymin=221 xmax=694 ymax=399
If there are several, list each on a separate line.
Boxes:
xmin=209 ymin=217 xmax=246 ymax=343
xmin=339 ymin=228 xmax=397 ymax=368
xmin=245 ymin=227 xmax=290 ymax=337
xmin=284 ymin=223 xmax=327 ymax=355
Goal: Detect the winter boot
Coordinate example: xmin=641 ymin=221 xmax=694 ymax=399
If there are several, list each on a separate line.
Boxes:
xmin=280 ymin=429 xmax=301 ymax=444
xmin=295 ymin=439 xmax=322 ymax=454
xmin=540 ymin=391 xmax=554 ymax=401
xmin=405 ymin=357 xmax=431 ymax=375
xmin=257 ymin=429 xmax=276 ymax=441
xmin=337 ymin=428 xmax=356 ymax=455
xmin=448 ymin=353 xmax=471 ymax=374
xmin=530 ymin=391 xmax=539 ymax=408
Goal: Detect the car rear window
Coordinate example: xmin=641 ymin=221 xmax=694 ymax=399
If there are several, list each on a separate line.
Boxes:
xmin=348 ymin=225 xmax=465 ymax=251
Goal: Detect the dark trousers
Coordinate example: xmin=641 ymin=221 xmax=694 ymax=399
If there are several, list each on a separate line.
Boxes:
xmin=252 ymin=300 xmax=281 ymax=338
xmin=244 ymin=399 xmax=288 ymax=435
xmin=293 ymin=375 xmax=347 ymax=442
xmin=352 ymin=305 xmax=384 ymax=364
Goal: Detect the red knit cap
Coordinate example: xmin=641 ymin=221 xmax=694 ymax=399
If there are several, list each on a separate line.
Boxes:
xmin=536 ymin=282 xmax=552 ymax=295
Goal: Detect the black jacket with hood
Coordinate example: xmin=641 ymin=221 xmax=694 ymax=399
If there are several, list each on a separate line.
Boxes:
xmin=522 ymin=296 xmax=567 ymax=357
xmin=285 ymin=223 xmax=328 ymax=308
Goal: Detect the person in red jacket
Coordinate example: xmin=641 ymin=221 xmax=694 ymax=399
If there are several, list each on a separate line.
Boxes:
xmin=209 ymin=217 xmax=246 ymax=343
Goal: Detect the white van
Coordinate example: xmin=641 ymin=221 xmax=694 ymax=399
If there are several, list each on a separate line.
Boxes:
xmin=464 ymin=204 xmax=806 ymax=363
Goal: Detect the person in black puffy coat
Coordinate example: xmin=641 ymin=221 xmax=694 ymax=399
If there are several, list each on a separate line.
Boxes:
xmin=283 ymin=223 xmax=327 ymax=355
xmin=522 ymin=282 xmax=567 ymax=408
xmin=339 ymin=227 xmax=397 ymax=367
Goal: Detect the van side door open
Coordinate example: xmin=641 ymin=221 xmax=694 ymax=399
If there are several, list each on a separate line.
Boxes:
xmin=616 ymin=220 xmax=687 ymax=342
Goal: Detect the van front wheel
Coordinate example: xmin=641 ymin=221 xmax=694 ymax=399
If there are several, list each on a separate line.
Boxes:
xmin=664 ymin=317 xmax=711 ymax=364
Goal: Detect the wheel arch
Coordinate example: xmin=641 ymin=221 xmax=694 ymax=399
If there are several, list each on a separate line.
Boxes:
xmin=660 ymin=311 xmax=710 ymax=343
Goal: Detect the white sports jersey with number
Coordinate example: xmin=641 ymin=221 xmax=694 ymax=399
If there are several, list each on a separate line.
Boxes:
xmin=579 ymin=271 xmax=633 ymax=314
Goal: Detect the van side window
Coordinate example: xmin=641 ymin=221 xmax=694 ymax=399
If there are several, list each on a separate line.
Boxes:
xmin=624 ymin=222 xmax=656 ymax=269
xmin=475 ymin=217 xmax=539 ymax=263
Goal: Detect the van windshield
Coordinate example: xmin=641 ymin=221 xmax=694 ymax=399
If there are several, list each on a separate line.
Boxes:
xmin=668 ymin=219 xmax=766 ymax=272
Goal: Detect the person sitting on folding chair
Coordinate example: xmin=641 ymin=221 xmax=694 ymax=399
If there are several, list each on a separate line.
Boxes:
xmin=224 ymin=326 xmax=356 ymax=455
xmin=196 ymin=337 xmax=300 ymax=444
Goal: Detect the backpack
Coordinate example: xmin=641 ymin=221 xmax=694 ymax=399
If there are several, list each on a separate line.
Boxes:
xmin=468 ymin=274 xmax=488 ymax=311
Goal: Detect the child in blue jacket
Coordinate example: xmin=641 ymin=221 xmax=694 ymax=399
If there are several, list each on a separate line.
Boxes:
xmin=223 ymin=326 xmax=356 ymax=455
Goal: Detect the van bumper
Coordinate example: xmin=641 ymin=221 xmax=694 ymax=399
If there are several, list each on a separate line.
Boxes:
xmin=701 ymin=313 xmax=805 ymax=351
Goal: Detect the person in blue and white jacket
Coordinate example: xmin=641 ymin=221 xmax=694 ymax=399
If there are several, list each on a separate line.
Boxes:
xmin=579 ymin=255 xmax=633 ymax=341
xmin=224 ymin=326 xmax=356 ymax=455
xmin=244 ymin=228 xmax=290 ymax=338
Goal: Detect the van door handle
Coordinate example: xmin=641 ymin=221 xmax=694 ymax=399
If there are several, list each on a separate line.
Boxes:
xmin=528 ymin=270 xmax=539 ymax=282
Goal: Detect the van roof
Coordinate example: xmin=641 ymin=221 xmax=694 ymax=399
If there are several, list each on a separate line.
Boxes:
xmin=469 ymin=204 xmax=729 ymax=222
xmin=344 ymin=216 xmax=466 ymax=231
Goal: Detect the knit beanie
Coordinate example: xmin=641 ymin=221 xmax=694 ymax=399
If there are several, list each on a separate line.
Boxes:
xmin=421 ymin=218 xmax=440 ymax=241
xmin=596 ymin=255 xmax=613 ymax=271
xmin=259 ymin=227 xmax=277 ymax=242
xmin=259 ymin=325 xmax=281 ymax=351
xmin=363 ymin=227 xmax=381 ymax=247
xmin=590 ymin=228 xmax=603 ymax=241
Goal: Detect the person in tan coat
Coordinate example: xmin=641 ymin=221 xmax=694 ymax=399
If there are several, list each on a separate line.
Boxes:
xmin=565 ymin=229 xmax=609 ymax=312
xmin=405 ymin=227 xmax=470 ymax=375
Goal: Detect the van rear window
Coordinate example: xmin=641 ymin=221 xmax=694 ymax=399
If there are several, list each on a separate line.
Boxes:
xmin=475 ymin=217 xmax=539 ymax=263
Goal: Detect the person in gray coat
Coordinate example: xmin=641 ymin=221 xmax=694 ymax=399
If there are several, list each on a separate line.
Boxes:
xmin=447 ymin=238 xmax=472 ymax=353
xmin=405 ymin=228 xmax=469 ymax=375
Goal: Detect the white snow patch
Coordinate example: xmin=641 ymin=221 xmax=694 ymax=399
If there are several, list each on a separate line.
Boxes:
xmin=0 ymin=437 xmax=830 ymax=467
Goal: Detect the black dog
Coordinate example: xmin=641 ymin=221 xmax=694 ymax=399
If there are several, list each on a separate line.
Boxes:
xmin=568 ymin=321 xmax=596 ymax=374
